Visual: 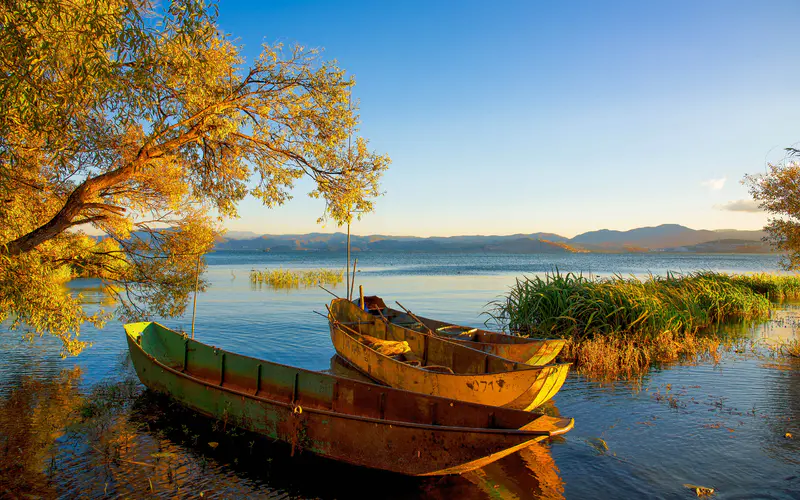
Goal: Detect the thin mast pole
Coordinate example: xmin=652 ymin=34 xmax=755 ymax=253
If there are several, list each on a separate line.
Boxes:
xmin=191 ymin=254 xmax=201 ymax=339
xmin=345 ymin=92 xmax=353 ymax=301
xmin=346 ymin=222 xmax=351 ymax=300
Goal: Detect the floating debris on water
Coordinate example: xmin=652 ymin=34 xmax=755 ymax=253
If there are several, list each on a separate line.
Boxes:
xmin=586 ymin=437 xmax=609 ymax=455
xmin=683 ymin=484 xmax=715 ymax=497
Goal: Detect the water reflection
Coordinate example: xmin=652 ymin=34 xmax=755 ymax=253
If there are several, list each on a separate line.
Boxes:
xmin=462 ymin=443 xmax=565 ymax=499
xmin=764 ymin=355 xmax=800 ymax=467
xmin=0 ymin=359 xmax=572 ymax=499
xmin=3 ymin=254 xmax=800 ymax=498
xmin=0 ymin=367 xmax=82 ymax=497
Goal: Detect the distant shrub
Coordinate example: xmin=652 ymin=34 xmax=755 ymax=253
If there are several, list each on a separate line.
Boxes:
xmin=249 ymin=268 xmax=343 ymax=289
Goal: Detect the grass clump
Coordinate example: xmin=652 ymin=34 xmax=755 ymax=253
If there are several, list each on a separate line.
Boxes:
xmin=561 ymin=331 xmax=722 ymax=380
xmin=249 ymin=268 xmax=343 ymax=290
xmin=727 ymin=273 xmax=800 ymax=300
xmin=487 ymin=271 xmax=773 ymax=380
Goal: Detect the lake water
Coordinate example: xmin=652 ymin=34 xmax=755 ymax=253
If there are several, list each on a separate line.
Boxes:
xmin=1 ymin=252 xmax=798 ymax=498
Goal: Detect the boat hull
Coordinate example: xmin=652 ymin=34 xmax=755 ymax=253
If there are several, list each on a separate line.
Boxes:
xmin=125 ymin=322 xmax=573 ymax=476
xmin=328 ymin=300 xmax=570 ymax=410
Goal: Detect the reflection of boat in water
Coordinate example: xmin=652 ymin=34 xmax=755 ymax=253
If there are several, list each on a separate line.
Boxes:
xmin=328 ymin=298 xmax=570 ymax=410
xmin=463 ymin=442 xmax=565 ymax=499
xmin=125 ymin=321 xmax=574 ymax=476
xmin=371 ymin=296 xmax=565 ymax=365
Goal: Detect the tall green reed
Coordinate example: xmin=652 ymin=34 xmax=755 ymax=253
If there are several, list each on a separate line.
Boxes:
xmin=486 ymin=270 xmax=773 ymax=340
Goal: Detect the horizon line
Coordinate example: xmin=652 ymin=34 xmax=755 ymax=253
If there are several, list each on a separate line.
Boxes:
xmin=222 ymin=223 xmax=766 ymax=239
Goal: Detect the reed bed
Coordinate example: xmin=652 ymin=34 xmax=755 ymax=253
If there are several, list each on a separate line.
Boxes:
xmin=249 ymin=268 xmax=343 ymax=289
xmin=727 ymin=273 xmax=800 ymax=300
xmin=486 ymin=271 xmax=778 ymax=380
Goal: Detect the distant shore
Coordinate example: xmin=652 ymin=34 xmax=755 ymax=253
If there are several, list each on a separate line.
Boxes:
xmin=216 ymin=224 xmax=773 ymax=255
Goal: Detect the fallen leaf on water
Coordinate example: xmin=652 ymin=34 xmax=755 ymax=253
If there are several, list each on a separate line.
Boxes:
xmin=151 ymin=452 xmax=176 ymax=459
xmin=586 ymin=437 xmax=609 ymax=454
xmin=785 ymin=433 xmax=793 ymax=439
xmin=683 ymin=484 xmax=715 ymax=497
xmin=208 ymin=442 xmax=219 ymax=449
xmin=726 ymin=428 xmax=735 ymax=433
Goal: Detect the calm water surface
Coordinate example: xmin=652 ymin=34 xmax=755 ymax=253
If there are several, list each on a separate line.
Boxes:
xmin=1 ymin=252 xmax=798 ymax=499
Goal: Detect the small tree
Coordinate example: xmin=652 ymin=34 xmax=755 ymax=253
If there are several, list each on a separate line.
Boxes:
xmin=745 ymin=148 xmax=800 ymax=270
xmin=0 ymin=0 xmax=390 ymax=355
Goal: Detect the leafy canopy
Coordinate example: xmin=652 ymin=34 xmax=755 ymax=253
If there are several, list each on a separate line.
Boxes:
xmin=746 ymin=149 xmax=800 ymax=270
xmin=0 ymin=0 xmax=390 ymax=355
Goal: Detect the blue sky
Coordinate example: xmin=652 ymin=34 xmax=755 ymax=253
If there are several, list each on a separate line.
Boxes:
xmin=216 ymin=0 xmax=800 ymax=237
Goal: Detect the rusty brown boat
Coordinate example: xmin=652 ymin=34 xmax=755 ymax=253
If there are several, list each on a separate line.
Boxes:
xmin=125 ymin=321 xmax=574 ymax=476
xmin=366 ymin=296 xmax=565 ymax=365
xmin=328 ymin=299 xmax=571 ymax=411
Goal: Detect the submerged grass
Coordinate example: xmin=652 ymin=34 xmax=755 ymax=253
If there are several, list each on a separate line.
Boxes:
xmin=249 ymin=268 xmax=343 ymax=289
xmin=767 ymin=338 xmax=800 ymax=358
xmin=486 ymin=270 xmax=799 ymax=380
xmin=787 ymin=339 xmax=800 ymax=357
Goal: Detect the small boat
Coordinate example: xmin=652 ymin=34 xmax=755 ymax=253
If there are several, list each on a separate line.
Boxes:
xmin=366 ymin=296 xmax=565 ymax=365
xmin=328 ymin=299 xmax=570 ymax=411
xmin=125 ymin=321 xmax=574 ymax=476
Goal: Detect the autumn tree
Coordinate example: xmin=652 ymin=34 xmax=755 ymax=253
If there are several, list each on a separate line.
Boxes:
xmin=746 ymin=148 xmax=800 ymax=270
xmin=0 ymin=0 xmax=390 ymax=355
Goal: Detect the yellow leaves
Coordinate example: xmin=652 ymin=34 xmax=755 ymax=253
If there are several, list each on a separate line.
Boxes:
xmin=307 ymin=135 xmax=391 ymax=226
xmin=1 ymin=1 xmax=388 ymax=355
xmin=0 ymin=248 xmax=107 ymax=356
xmin=683 ymin=484 xmax=715 ymax=497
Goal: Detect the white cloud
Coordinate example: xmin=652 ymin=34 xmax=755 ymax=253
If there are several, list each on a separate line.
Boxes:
xmin=715 ymin=199 xmax=763 ymax=213
xmin=701 ymin=176 xmax=727 ymax=191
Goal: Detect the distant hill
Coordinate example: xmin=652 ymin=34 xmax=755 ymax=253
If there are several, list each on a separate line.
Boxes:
xmin=571 ymin=224 xmax=691 ymax=245
xmin=569 ymin=224 xmax=767 ymax=250
xmin=224 ymin=230 xmax=261 ymax=240
xmin=484 ymin=238 xmax=582 ymax=253
xmin=662 ymin=239 xmax=773 ymax=254
xmin=215 ymin=232 xmax=575 ymax=253
xmin=213 ymin=224 xmax=773 ymax=254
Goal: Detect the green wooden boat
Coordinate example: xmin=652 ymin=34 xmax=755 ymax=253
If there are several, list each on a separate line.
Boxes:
xmin=125 ymin=322 xmax=574 ymax=476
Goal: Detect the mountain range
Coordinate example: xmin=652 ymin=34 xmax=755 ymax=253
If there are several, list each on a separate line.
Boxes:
xmin=214 ymin=224 xmax=773 ymax=254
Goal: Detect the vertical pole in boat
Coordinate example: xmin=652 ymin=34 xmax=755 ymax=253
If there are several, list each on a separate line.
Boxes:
xmin=359 ymin=285 xmax=365 ymax=310
xmin=350 ymin=257 xmax=358 ymax=302
xmin=345 ymin=91 xmax=353 ymax=302
xmin=346 ymin=222 xmax=351 ymax=301
xmin=191 ymin=254 xmax=201 ymax=339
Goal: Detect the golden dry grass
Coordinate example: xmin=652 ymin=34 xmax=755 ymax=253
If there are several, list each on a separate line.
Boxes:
xmin=561 ymin=331 xmax=721 ymax=381
xmin=249 ymin=268 xmax=343 ymax=289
